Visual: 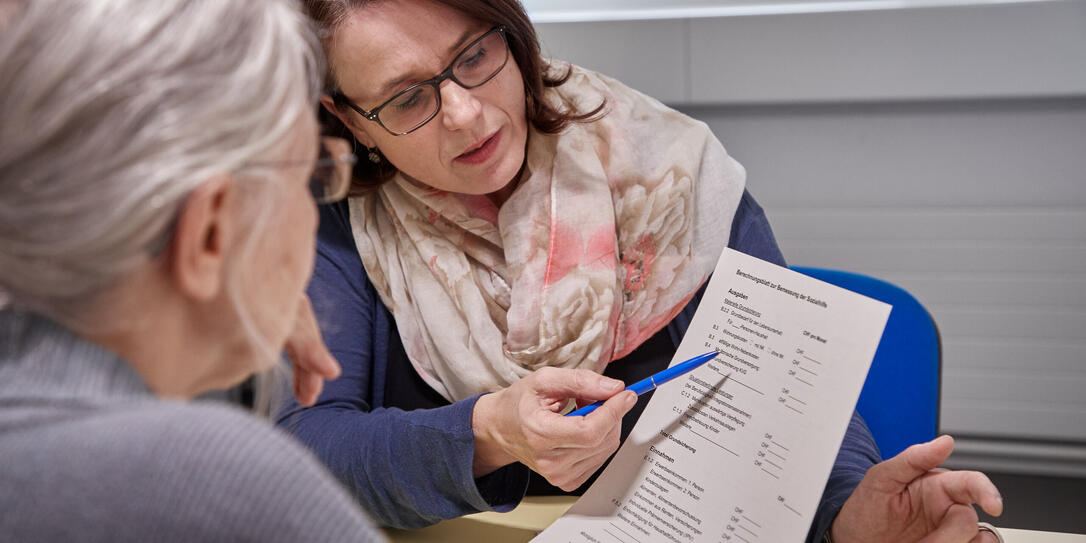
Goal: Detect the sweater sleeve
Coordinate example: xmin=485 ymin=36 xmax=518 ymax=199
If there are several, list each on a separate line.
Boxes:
xmin=728 ymin=190 xmax=883 ymax=543
xmin=154 ymin=405 xmax=385 ymax=543
xmin=275 ymin=201 xmax=528 ymax=529
xmin=1 ymin=403 xmax=385 ymax=543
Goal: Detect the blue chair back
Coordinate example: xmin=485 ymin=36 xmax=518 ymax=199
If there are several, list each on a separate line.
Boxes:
xmin=790 ymin=266 xmax=940 ymax=458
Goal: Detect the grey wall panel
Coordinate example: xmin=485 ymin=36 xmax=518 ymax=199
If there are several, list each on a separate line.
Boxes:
xmin=933 ymin=306 xmax=1086 ymax=342
xmin=768 ymin=208 xmax=1086 ymax=242
xmin=942 ymin=403 xmax=1086 ymax=442
xmin=686 ymin=100 xmax=1086 ymax=207
xmin=777 ymin=241 xmax=1086 ymax=273
xmin=945 ymin=340 xmax=1086 ymax=372
xmin=944 ymin=357 xmax=1086 ymax=440
xmin=688 ymin=1 xmax=1086 ymax=103
xmin=534 ymin=1 xmax=1086 ymax=104
xmin=890 ymin=275 xmax=1086 ymax=307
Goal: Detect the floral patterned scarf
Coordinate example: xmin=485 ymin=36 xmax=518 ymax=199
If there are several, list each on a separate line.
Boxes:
xmin=348 ymin=64 xmax=746 ymax=401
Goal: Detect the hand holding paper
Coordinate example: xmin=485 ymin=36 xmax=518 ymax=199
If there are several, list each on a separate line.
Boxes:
xmin=828 ymin=435 xmax=1003 ymax=543
xmin=535 ymin=248 xmax=893 ymax=542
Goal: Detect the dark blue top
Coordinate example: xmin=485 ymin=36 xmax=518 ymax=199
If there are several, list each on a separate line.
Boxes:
xmin=276 ymin=190 xmax=881 ymax=541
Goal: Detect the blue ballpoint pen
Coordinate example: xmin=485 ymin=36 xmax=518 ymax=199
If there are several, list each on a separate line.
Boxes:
xmin=565 ymin=350 xmax=720 ymax=417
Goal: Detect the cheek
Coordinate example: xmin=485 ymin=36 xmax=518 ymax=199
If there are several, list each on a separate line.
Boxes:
xmin=374 ymin=131 xmax=445 ymax=182
xmin=295 ymin=187 xmax=319 ymax=238
xmin=282 ymin=191 xmax=318 ymax=284
xmin=249 ymin=193 xmax=317 ymax=345
xmin=501 ymin=63 xmax=527 ymax=124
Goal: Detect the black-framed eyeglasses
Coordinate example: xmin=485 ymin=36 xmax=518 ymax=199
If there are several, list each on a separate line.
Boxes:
xmin=247 ymin=136 xmax=356 ymax=204
xmin=335 ymin=26 xmax=509 ymax=136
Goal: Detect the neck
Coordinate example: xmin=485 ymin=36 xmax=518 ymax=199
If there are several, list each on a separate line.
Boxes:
xmin=76 ymin=268 xmax=242 ymax=400
xmin=486 ymin=181 xmax=517 ymax=208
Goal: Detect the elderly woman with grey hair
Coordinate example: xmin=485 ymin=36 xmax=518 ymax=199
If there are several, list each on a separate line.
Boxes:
xmin=0 ymin=0 xmax=383 ymax=541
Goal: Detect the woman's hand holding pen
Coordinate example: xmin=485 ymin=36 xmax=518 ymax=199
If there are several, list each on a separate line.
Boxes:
xmin=471 ymin=367 xmax=638 ymax=490
xmin=284 ymin=295 xmax=637 ymax=490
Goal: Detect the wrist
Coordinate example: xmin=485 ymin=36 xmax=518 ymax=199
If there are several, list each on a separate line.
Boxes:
xmin=471 ymin=392 xmax=516 ymax=477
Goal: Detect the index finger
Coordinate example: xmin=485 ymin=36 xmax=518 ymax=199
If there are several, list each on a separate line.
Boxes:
xmin=530 ymin=367 xmax=624 ymax=402
xmin=546 ymin=390 xmax=636 ymax=445
xmin=927 ymin=470 xmax=1003 ymax=517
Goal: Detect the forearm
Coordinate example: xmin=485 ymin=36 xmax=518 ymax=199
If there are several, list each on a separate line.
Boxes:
xmin=279 ymin=395 xmax=528 ymax=529
xmin=806 ymin=411 xmax=881 ymax=543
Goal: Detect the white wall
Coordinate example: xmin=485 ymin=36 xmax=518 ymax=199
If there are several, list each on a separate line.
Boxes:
xmin=531 ymin=0 xmax=1086 ymax=476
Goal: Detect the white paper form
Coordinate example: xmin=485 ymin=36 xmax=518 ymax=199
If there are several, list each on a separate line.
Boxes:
xmin=534 ymin=249 xmax=892 ymax=543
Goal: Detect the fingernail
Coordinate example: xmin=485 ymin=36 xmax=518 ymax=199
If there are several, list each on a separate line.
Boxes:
xmin=625 ymin=391 xmax=637 ymax=406
xmin=602 ymin=378 xmax=622 ymax=392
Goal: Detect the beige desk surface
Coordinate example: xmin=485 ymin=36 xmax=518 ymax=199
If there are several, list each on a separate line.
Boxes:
xmin=384 ymin=497 xmax=1086 ymax=543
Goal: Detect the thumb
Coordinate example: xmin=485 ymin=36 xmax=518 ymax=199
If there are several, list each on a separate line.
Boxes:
xmin=286 ymin=294 xmax=341 ymax=379
xmin=585 ymin=390 xmax=638 ymax=427
xmin=285 ymin=335 xmax=341 ymax=379
xmin=531 ymin=368 xmax=625 ymax=402
xmin=871 ymin=435 xmax=956 ymax=492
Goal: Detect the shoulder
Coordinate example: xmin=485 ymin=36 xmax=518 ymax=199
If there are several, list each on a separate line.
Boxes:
xmin=728 ymin=190 xmax=786 ymax=267
xmin=130 ymin=402 xmax=382 ymax=540
xmin=128 ymin=400 xmax=313 ymax=457
xmin=310 ymin=199 xmax=381 ymax=311
xmin=316 ymin=200 xmax=359 ymax=261
xmin=732 ymin=190 xmax=767 ymax=228
xmin=2 ymin=401 xmax=379 ymax=542
xmin=109 ymin=401 xmax=344 ymax=490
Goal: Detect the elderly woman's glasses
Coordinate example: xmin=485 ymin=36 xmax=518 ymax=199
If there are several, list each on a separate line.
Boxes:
xmin=309 ymin=137 xmax=356 ymax=203
xmin=247 ymin=137 xmax=356 ymax=204
xmin=335 ymin=26 xmax=509 ymax=136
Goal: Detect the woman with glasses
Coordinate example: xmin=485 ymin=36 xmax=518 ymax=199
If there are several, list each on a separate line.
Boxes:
xmin=281 ymin=1 xmax=1003 ymax=541
xmin=0 ymin=0 xmax=380 ymax=541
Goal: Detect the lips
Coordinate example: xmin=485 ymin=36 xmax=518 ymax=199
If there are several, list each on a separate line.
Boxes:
xmin=454 ymin=129 xmax=501 ymax=165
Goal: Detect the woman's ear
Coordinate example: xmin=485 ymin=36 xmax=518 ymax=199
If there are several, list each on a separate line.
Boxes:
xmin=320 ymin=94 xmax=378 ymax=149
xmin=168 ymin=175 xmax=236 ymax=301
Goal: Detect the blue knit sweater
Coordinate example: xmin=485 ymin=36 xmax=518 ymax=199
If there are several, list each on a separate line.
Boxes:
xmin=276 ymin=189 xmax=881 ymax=542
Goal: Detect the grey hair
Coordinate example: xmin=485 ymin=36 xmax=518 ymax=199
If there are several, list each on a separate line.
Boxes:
xmin=0 ymin=0 xmax=323 ymax=320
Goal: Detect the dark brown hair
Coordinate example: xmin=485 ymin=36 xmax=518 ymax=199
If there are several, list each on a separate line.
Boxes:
xmin=301 ymin=0 xmax=604 ymax=194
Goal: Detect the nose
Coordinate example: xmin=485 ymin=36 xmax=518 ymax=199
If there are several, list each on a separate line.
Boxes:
xmin=439 ymin=80 xmax=482 ymax=131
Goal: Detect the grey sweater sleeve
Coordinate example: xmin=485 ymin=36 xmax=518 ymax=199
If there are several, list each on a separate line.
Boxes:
xmin=0 ymin=401 xmax=385 ymax=543
xmin=143 ymin=403 xmax=386 ymax=543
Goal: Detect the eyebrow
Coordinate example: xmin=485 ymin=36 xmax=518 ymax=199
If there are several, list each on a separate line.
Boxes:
xmin=369 ymin=26 xmax=484 ymax=103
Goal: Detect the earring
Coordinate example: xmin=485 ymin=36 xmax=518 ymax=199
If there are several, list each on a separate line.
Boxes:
xmin=367 ymin=148 xmax=381 ymax=164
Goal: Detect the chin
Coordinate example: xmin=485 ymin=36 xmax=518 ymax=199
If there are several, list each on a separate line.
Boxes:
xmin=491 ymin=152 xmax=525 ymax=190
xmin=231 ymin=336 xmax=281 ymax=378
